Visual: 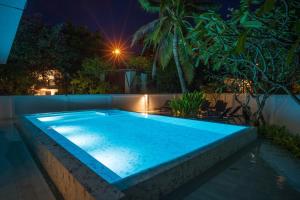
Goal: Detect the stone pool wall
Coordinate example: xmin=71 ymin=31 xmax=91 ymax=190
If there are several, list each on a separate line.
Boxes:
xmin=16 ymin=112 xmax=256 ymax=200
xmin=115 ymin=128 xmax=257 ymax=199
xmin=16 ymin=117 xmax=124 ymax=200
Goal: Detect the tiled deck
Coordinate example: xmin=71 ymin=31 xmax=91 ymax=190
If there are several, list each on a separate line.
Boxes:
xmin=1 ymin=120 xmax=300 ymax=200
xmin=0 ymin=120 xmax=56 ymax=200
xmin=166 ymin=141 xmax=300 ymax=200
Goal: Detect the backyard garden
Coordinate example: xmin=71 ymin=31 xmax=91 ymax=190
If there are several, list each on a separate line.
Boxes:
xmin=132 ymin=0 xmax=300 ymax=158
xmin=0 ymin=0 xmax=300 ymax=200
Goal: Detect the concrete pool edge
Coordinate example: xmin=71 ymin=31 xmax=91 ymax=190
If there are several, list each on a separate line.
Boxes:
xmin=115 ymin=127 xmax=257 ymax=199
xmin=16 ymin=112 xmax=257 ymax=200
xmin=15 ymin=116 xmax=125 ymax=200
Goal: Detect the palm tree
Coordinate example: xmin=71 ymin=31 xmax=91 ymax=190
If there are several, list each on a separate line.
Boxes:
xmin=132 ymin=0 xmax=216 ymax=93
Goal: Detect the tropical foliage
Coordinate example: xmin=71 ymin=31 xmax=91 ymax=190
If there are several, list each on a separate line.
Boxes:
xmin=9 ymin=15 xmax=62 ymax=72
xmin=7 ymin=15 xmax=105 ymax=94
xmin=188 ymin=0 xmax=300 ymax=125
xmin=134 ymin=0 xmax=300 ymax=124
xmin=170 ymin=91 xmax=205 ymax=117
xmin=70 ymin=57 xmax=120 ymax=94
xmin=0 ymin=64 xmax=35 ymax=95
xmin=155 ymin=61 xmax=182 ymax=93
xmin=5 ymin=0 xmax=300 ymax=100
xmin=258 ymin=125 xmax=300 ymax=158
xmin=125 ymin=56 xmax=152 ymax=71
xmin=59 ymin=22 xmax=104 ymax=77
xmin=133 ymin=0 xmax=216 ymax=92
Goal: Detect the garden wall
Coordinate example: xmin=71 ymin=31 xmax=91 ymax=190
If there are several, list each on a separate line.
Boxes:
xmin=0 ymin=93 xmax=299 ymax=134
xmin=0 ymin=94 xmax=177 ymax=120
xmin=205 ymin=93 xmax=300 ymax=135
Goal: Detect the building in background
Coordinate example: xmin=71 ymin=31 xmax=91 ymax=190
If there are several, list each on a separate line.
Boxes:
xmin=34 ymin=70 xmax=61 ymax=96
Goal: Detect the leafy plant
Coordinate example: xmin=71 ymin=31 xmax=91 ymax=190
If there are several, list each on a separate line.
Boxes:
xmin=126 ymin=56 xmax=152 ymax=71
xmin=0 ymin=64 xmax=35 ymax=95
xmin=8 ymin=16 xmax=105 ymax=94
xmin=258 ymin=125 xmax=300 ymax=158
xmin=70 ymin=57 xmax=120 ymax=94
xmin=132 ymin=0 xmax=217 ymax=92
xmin=189 ymin=0 xmax=300 ymax=125
xmin=169 ymin=91 xmax=205 ymax=117
xmin=155 ymin=61 xmax=181 ymax=93
xmin=132 ymin=0 xmax=188 ymax=92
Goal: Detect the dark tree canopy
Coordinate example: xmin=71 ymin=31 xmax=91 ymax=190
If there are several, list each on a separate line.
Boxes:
xmin=6 ymin=14 xmax=106 ymax=94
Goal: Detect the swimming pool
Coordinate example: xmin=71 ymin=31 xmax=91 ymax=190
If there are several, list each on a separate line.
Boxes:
xmin=18 ymin=110 xmax=256 ymax=199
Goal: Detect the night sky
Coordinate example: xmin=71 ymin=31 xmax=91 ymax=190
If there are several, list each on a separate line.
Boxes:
xmin=25 ymin=0 xmax=239 ymax=44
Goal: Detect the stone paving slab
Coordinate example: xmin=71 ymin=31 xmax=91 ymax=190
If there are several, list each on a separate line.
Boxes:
xmin=165 ymin=141 xmax=300 ymax=200
xmin=0 ymin=120 xmax=56 ymax=200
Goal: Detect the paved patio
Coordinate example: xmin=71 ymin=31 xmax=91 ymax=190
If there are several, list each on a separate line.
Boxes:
xmin=0 ymin=121 xmax=56 ymax=200
xmin=166 ymin=140 xmax=300 ymax=200
xmin=0 ymin=120 xmax=300 ymax=200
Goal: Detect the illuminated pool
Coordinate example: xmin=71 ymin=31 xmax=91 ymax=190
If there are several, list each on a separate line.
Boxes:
xmin=19 ymin=110 xmax=256 ymax=199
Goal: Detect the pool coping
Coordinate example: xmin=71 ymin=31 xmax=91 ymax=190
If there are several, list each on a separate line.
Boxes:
xmin=16 ymin=110 xmax=257 ymax=200
xmin=116 ymin=127 xmax=257 ymax=199
xmin=16 ymin=115 xmax=125 ymax=200
xmin=26 ymin=112 xmax=123 ymax=184
xmin=115 ymin=127 xmax=255 ymax=187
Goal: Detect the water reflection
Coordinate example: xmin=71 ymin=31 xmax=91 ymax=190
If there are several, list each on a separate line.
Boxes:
xmin=89 ymin=147 xmax=138 ymax=177
xmin=38 ymin=116 xmax=64 ymax=122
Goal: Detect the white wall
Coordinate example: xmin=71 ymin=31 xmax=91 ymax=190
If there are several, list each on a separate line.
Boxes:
xmin=205 ymin=93 xmax=300 ymax=135
xmin=265 ymin=95 xmax=300 ymax=134
xmin=148 ymin=94 xmax=179 ymax=111
xmin=0 ymin=94 xmax=176 ymax=119
xmin=111 ymin=94 xmax=145 ymax=112
xmin=0 ymin=94 xmax=299 ymax=134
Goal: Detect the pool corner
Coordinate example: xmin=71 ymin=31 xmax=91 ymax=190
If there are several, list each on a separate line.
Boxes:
xmin=15 ymin=116 xmax=125 ymax=200
xmin=16 ymin=111 xmax=257 ymax=200
xmin=115 ymin=127 xmax=257 ymax=199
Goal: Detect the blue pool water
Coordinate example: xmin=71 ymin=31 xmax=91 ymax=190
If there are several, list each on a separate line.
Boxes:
xmin=26 ymin=110 xmax=247 ymax=183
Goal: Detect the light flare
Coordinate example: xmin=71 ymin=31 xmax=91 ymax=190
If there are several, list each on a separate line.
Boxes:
xmin=102 ymin=38 xmax=130 ymax=65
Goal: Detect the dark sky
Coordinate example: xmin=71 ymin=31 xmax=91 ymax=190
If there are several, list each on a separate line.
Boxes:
xmin=25 ymin=0 xmax=239 ymax=44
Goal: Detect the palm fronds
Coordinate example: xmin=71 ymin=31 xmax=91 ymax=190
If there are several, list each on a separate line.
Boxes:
xmin=131 ymin=19 xmax=160 ymax=47
xmin=138 ymin=0 xmax=160 ymax=13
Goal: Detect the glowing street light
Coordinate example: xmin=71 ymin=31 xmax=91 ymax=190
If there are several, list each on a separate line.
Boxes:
xmin=109 ymin=46 xmax=126 ymax=64
xmin=103 ymin=39 xmax=129 ymax=64
xmin=112 ymin=48 xmax=121 ymax=56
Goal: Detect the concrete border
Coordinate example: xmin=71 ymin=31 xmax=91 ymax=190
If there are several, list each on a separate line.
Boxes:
xmin=16 ymin=111 xmax=256 ymax=200
xmin=115 ymin=127 xmax=257 ymax=199
xmin=16 ymin=116 xmax=125 ymax=200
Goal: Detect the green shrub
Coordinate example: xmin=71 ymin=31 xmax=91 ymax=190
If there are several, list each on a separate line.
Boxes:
xmin=70 ymin=57 xmax=121 ymax=94
xmin=258 ymin=125 xmax=300 ymax=158
xmin=169 ymin=91 xmax=205 ymax=117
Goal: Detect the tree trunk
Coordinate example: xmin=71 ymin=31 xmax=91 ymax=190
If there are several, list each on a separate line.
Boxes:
xmin=152 ymin=50 xmax=159 ymax=80
xmin=173 ymin=30 xmax=188 ymax=93
xmin=254 ymin=94 xmax=268 ymax=126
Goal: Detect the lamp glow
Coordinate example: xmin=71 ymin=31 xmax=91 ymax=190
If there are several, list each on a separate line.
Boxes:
xmin=112 ymin=48 xmax=121 ymax=55
xmin=103 ymin=39 xmax=129 ymax=64
xmin=144 ymin=94 xmax=149 ymax=114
